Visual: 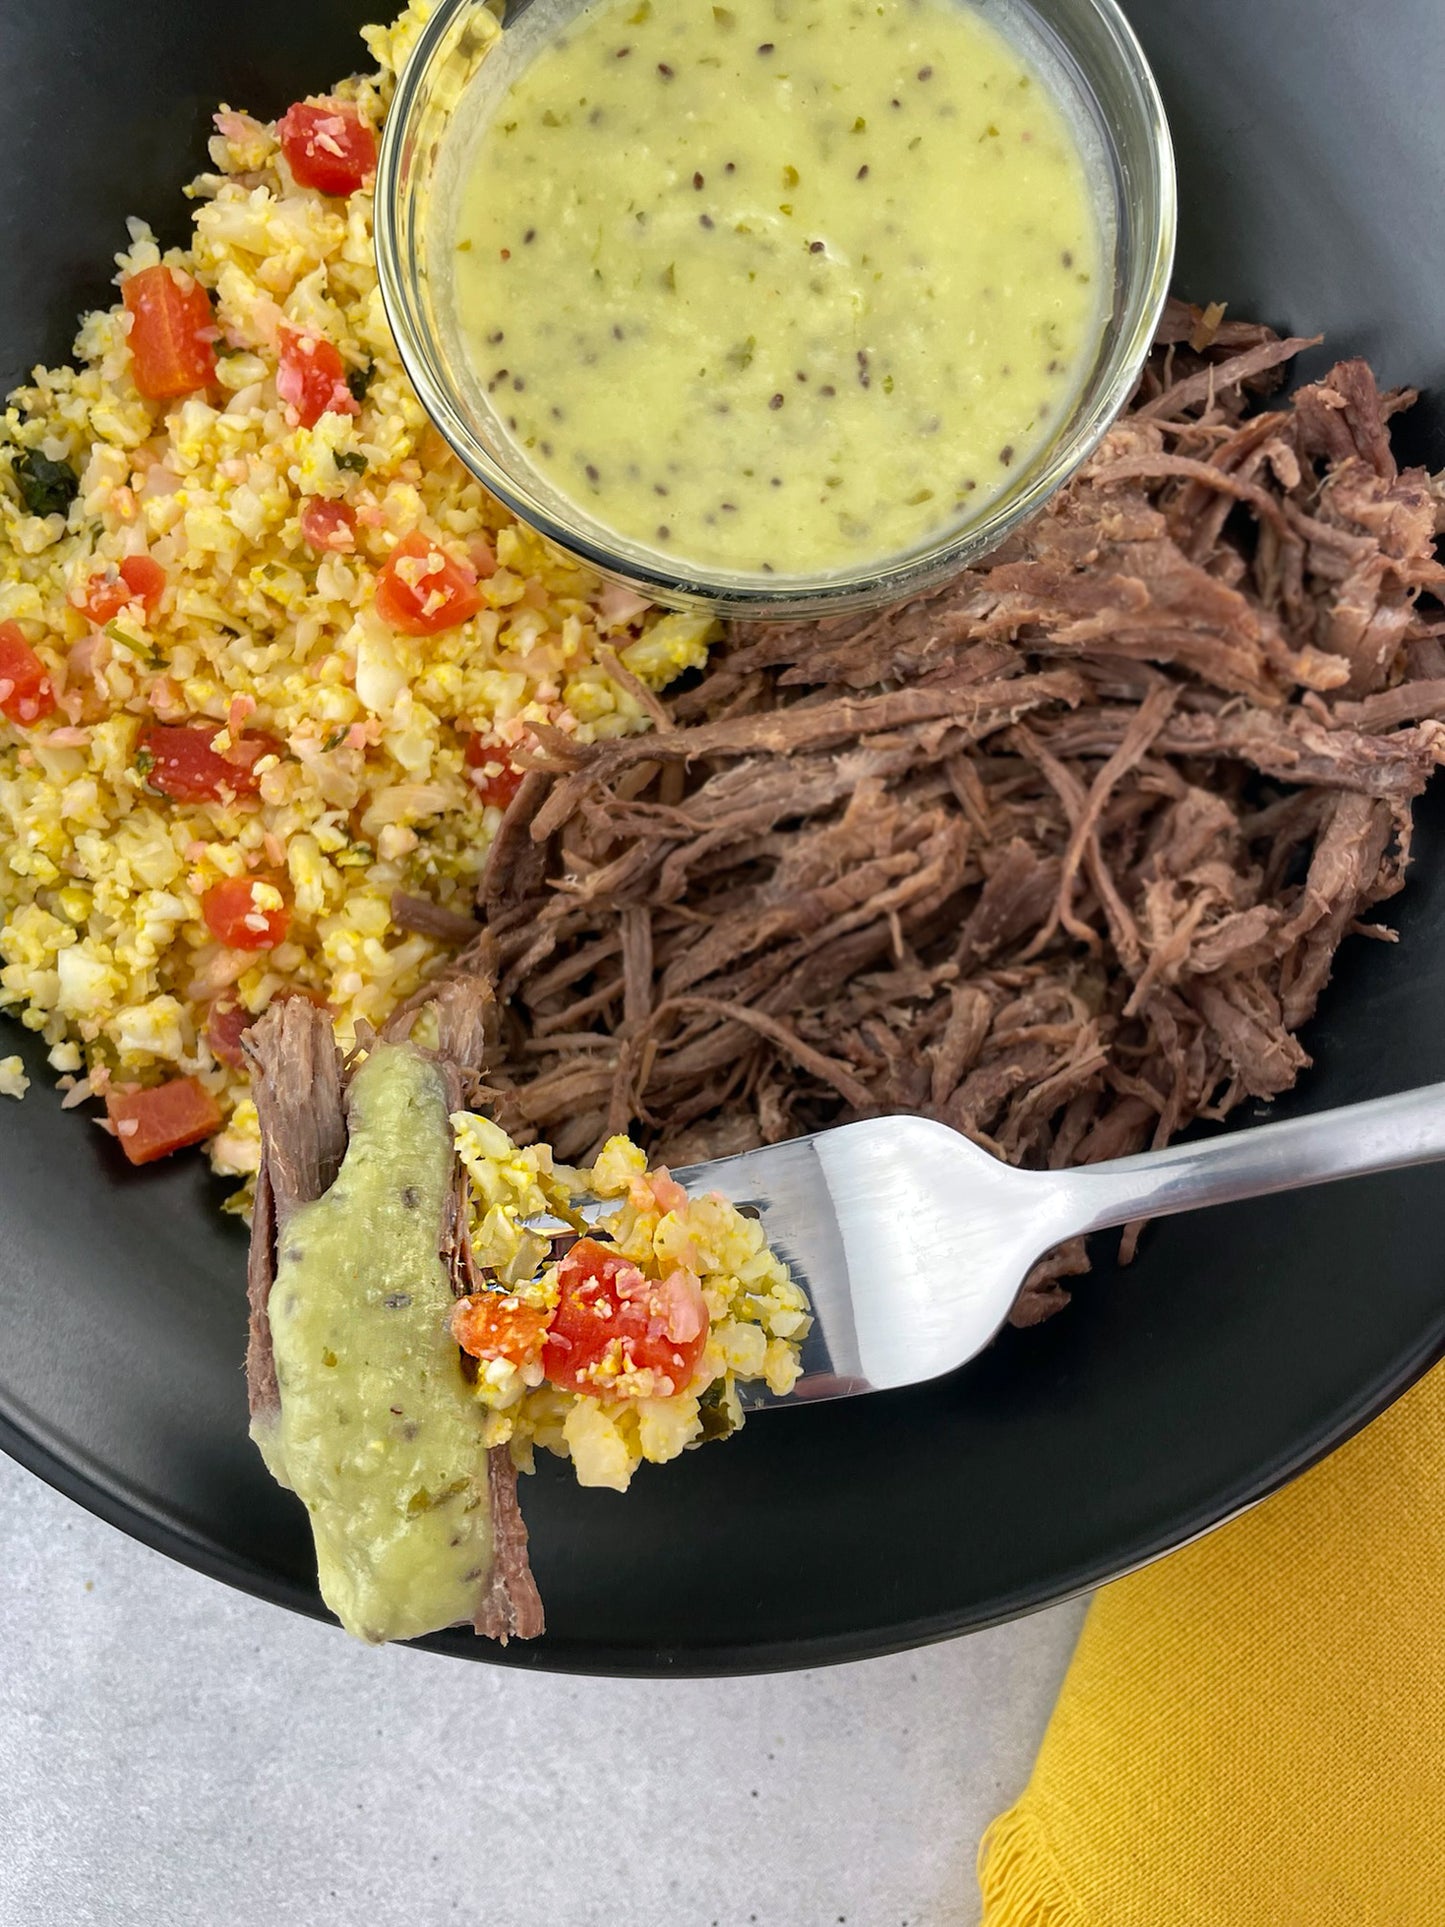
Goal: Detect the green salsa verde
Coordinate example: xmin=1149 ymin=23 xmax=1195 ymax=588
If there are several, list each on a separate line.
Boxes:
xmin=450 ymin=0 xmax=1106 ymax=575
xmin=260 ymin=1043 xmax=493 ymax=1645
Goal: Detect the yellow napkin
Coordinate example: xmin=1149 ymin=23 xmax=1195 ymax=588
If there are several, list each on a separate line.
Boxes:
xmin=977 ymin=1356 xmax=1445 ymax=1926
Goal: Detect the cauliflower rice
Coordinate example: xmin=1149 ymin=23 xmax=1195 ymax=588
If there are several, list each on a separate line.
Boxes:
xmin=451 ymin=1121 xmax=810 ymax=1490
xmin=0 ymin=2 xmax=713 ymax=1189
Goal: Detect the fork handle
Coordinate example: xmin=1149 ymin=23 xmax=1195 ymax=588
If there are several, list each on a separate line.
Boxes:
xmin=1053 ymin=1081 xmax=1445 ymax=1236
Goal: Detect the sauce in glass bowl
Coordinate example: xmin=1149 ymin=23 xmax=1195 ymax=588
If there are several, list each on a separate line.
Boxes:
xmin=449 ymin=0 xmax=1107 ymax=576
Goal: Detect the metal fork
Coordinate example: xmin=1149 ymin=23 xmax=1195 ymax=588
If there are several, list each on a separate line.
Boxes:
xmin=611 ymin=1083 xmax=1445 ymax=1407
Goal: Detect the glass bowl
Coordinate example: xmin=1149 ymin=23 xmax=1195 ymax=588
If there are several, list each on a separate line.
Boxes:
xmin=375 ymin=0 xmax=1176 ymax=620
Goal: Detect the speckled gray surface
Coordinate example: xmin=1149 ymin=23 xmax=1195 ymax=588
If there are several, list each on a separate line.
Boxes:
xmin=0 ymin=1453 xmax=1083 ymax=1927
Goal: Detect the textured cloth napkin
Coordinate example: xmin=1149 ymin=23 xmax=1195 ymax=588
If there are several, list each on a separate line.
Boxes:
xmin=977 ymin=1355 xmax=1445 ymax=1925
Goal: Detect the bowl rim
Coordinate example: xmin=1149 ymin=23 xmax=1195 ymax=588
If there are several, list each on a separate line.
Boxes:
xmin=5 ymin=1292 xmax=1439 ymax=1675
xmin=374 ymin=0 xmax=1179 ymax=618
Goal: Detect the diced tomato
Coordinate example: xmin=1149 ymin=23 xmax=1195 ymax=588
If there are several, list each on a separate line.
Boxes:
xmin=139 ymin=721 xmax=280 ymax=804
xmin=106 ymin=1076 xmax=223 ymax=1166
xmin=81 ymin=554 xmax=167 ymax=624
xmin=276 ymin=325 xmax=360 ymax=431
xmin=375 ymin=531 xmax=481 ymax=636
xmin=542 ymin=1237 xmax=710 ymax=1398
xmin=0 ymin=621 xmax=56 ymax=727
xmin=202 ymin=876 xmax=290 ymax=951
xmin=122 ymin=266 xmax=217 ymax=400
xmin=277 ymin=99 xmax=378 ymax=197
xmin=207 ymin=986 xmax=327 ymax=1067
xmin=205 ymin=1000 xmax=255 ymax=1069
xmin=452 ymin=1293 xmax=553 ymax=1368
xmin=464 ymin=733 xmax=525 ymax=810
xmin=299 ymin=498 xmax=357 ymax=552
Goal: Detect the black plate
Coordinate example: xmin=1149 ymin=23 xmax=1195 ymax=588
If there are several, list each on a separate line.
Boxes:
xmin=3 ymin=0 xmax=1444 ymax=1675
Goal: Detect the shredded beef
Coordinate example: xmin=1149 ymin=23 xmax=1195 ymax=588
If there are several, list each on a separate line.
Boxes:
xmin=467 ymin=301 xmax=1445 ymax=1322
xmin=243 ymin=967 xmax=543 ymax=1642
xmin=390 ymin=891 xmax=481 ymax=948
xmin=244 ymin=996 xmax=348 ymax=1426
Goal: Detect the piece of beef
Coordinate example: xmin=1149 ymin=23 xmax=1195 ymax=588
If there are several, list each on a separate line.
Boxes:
xmin=244 ymin=995 xmax=347 ymax=1428
xmin=478 ymin=1451 xmax=544 ymax=1643
xmin=389 ymin=892 xmax=481 ymax=947
xmin=243 ymin=975 xmax=542 ymax=1643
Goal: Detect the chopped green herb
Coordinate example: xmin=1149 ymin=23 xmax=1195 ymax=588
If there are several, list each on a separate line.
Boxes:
xmin=697 ymin=1379 xmax=739 ymax=1441
xmin=103 ymin=619 xmax=147 ymax=658
xmin=345 ymin=362 xmax=375 ymax=403
xmin=9 ymin=447 xmax=79 ymax=518
xmin=334 ymin=451 xmax=368 ymax=475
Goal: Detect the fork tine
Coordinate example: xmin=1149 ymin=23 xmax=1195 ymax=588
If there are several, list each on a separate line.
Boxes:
xmin=673 ymin=1140 xmax=873 ymax=1405
xmin=678 ymin=1117 xmax=1051 ymax=1401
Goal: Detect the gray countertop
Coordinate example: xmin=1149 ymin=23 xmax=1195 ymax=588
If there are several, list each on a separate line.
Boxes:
xmin=0 ymin=1453 xmax=1083 ymax=1927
